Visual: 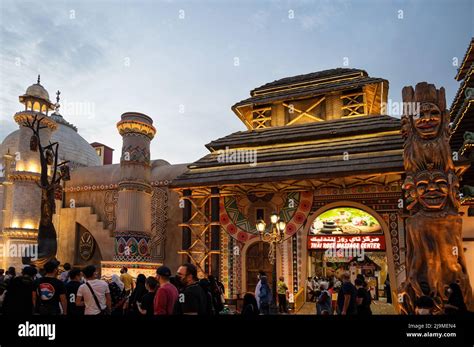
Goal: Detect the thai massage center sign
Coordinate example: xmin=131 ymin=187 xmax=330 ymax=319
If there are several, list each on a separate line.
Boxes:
xmin=308 ymin=235 xmax=386 ymax=251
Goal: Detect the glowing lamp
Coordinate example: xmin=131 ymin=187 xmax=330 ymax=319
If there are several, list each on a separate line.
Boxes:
xmin=270 ymin=212 xmax=279 ymax=224
xmin=277 ymin=220 xmax=286 ymax=232
xmin=256 ymin=220 xmax=266 ymax=233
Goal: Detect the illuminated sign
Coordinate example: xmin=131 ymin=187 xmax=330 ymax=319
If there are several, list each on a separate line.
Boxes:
xmin=308 ymin=235 xmax=386 ymax=251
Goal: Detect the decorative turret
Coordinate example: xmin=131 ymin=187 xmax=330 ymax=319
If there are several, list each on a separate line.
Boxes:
xmin=114 ymin=112 xmax=156 ymax=262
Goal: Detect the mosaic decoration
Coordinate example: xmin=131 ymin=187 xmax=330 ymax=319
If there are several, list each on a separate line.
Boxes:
xmin=220 ymin=191 xmax=313 ymax=243
xmin=114 ymin=233 xmax=151 ymax=262
xmin=150 ymin=187 xmax=168 ymax=262
xmin=104 ymin=190 xmax=119 ymax=232
xmin=235 ymin=240 xmax=243 ymax=295
xmin=65 ymin=184 xmax=118 ymax=193
xmin=316 ymin=185 xmax=400 ymax=196
xmin=228 ymin=236 xmax=234 ymax=298
xmin=220 ymin=228 xmax=230 ymax=299
xmin=64 ymin=180 xmax=171 ymax=193
xmin=292 ymin=234 xmax=298 ymax=293
xmin=121 ymin=144 xmax=150 ymax=163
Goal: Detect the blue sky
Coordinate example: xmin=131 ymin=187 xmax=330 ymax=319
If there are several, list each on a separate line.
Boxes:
xmin=0 ymin=0 xmax=473 ymax=164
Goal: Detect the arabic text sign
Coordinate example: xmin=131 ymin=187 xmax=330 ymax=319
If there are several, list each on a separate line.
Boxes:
xmin=308 ymin=235 xmax=386 ymax=251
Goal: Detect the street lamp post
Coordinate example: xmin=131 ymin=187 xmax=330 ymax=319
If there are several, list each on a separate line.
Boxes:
xmin=256 ymin=212 xmax=286 ymax=314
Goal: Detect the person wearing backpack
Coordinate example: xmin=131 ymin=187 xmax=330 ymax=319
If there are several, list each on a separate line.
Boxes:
xmin=76 ymin=265 xmax=111 ymax=315
xmin=316 ymin=281 xmax=332 ymax=315
xmin=198 ymin=278 xmax=215 ymax=315
xmin=258 ymin=276 xmax=272 ymax=315
xmin=208 ymin=275 xmax=224 ymax=314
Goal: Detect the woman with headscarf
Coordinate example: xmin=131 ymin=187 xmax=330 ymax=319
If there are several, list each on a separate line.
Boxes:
xmin=109 ymin=274 xmax=126 ymax=316
xmin=258 ymin=276 xmax=272 ymax=315
xmin=444 ymin=283 xmax=467 ymax=314
xmin=126 ymin=274 xmax=147 ymax=316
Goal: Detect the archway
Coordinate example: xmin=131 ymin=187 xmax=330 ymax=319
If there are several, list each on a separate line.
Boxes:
xmin=301 ymin=201 xmax=399 ymax=312
xmin=245 ymin=241 xmax=273 ymax=292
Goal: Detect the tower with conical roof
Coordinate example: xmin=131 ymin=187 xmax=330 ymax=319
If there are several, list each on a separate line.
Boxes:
xmin=2 ymin=76 xmax=58 ymax=268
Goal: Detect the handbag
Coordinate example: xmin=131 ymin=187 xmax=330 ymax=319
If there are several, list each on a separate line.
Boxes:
xmin=85 ymin=282 xmax=109 ymax=315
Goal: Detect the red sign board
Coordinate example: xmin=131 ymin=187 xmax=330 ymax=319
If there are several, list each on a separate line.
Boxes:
xmin=308 ymin=235 xmax=386 ymax=251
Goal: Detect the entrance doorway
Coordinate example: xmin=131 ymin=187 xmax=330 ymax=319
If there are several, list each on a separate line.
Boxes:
xmin=307 ymin=206 xmax=392 ymax=305
xmin=246 ymin=242 xmax=272 ymax=292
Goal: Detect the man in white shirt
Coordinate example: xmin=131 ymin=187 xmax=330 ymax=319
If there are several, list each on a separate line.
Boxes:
xmin=76 ymin=265 xmax=111 ymax=315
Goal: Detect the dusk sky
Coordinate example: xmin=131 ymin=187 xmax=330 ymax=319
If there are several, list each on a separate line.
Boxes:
xmin=1 ymin=0 xmax=473 ymax=164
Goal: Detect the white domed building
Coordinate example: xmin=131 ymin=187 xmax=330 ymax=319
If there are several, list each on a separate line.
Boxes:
xmin=0 ymin=77 xmax=101 ymax=269
xmin=0 ymin=77 xmax=186 ymax=274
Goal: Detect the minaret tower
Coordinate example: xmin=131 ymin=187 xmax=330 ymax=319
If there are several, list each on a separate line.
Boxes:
xmin=3 ymin=76 xmax=57 ymax=268
xmin=100 ymin=112 xmax=159 ymax=276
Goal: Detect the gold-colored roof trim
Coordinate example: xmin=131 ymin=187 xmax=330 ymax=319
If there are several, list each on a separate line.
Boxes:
xmin=117 ymin=119 xmax=156 ymax=139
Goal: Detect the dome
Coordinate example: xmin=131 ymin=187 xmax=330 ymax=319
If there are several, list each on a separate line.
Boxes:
xmin=1 ymin=124 xmax=101 ymax=168
xmin=25 ymin=83 xmax=50 ymax=102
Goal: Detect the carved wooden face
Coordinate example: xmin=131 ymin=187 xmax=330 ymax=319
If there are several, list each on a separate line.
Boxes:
xmin=412 ymin=102 xmax=442 ymax=139
xmin=415 ymin=170 xmax=449 ymax=210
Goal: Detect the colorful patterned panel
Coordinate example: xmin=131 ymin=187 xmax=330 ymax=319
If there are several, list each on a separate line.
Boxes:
xmin=220 ymin=191 xmax=313 ymax=244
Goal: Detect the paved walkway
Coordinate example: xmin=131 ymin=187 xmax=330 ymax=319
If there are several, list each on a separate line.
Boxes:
xmin=296 ymin=301 xmax=396 ymax=315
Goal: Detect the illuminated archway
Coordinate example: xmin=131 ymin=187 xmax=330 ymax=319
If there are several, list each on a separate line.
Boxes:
xmin=301 ymin=201 xmax=399 ymax=312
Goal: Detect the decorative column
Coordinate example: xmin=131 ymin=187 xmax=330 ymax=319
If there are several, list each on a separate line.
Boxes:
xmin=113 ymin=112 xmax=156 ymax=263
xmin=210 ymin=186 xmax=220 ymax=278
xmin=181 ymin=189 xmax=192 ymax=263
xmin=101 ymin=112 xmax=161 ymax=277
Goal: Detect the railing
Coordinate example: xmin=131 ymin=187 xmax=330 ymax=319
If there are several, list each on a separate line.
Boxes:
xmin=293 ymin=287 xmax=305 ymax=313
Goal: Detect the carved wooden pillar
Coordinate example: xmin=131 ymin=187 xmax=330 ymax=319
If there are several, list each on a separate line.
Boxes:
xmin=400 ymin=82 xmax=472 ymax=313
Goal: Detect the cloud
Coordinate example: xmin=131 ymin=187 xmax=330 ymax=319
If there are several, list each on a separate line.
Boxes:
xmin=294 ymin=0 xmax=350 ymax=31
xmin=249 ymin=10 xmax=271 ymax=30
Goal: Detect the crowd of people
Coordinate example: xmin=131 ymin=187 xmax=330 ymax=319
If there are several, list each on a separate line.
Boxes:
xmin=306 ymin=272 xmax=468 ymax=315
xmin=0 ymin=261 xmax=226 ymax=316
xmin=0 ymin=264 xmax=468 ymax=316
xmin=305 ymin=272 xmax=372 ymax=315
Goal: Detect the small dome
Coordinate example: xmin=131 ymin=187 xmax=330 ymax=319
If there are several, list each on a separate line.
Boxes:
xmin=1 ymin=125 xmax=101 ymax=168
xmin=25 ymin=83 xmax=50 ymax=102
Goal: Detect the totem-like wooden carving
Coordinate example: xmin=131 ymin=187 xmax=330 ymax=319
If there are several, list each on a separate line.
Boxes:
xmin=400 ymin=82 xmax=472 ymax=313
xmin=22 ymin=115 xmax=70 ymax=267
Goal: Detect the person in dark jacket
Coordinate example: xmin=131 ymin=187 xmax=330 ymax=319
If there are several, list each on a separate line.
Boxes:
xmin=198 ymin=278 xmax=215 ymax=315
xmin=208 ymin=275 xmax=224 ymax=314
xmin=241 ymin=292 xmax=259 ymax=316
xmin=2 ymin=266 xmax=37 ymax=315
xmin=127 ymin=274 xmax=147 ymax=315
xmin=355 ymin=278 xmax=372 ymax=315
xmin=174 ymin=263 xmax=209 ymax=315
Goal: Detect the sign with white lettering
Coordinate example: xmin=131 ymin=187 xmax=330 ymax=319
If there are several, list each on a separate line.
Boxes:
xmin=308 ymin=235 xmax=386 ymax=251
